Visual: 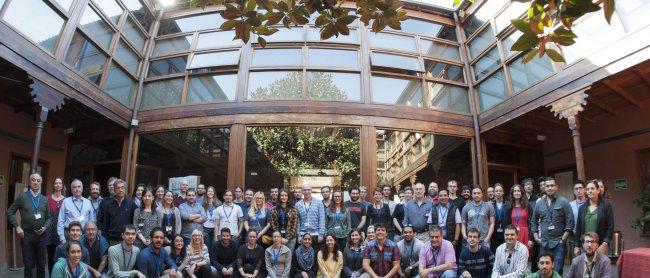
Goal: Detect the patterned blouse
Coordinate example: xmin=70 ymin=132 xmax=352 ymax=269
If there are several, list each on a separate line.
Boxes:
xmin=270 ymin=206 xmax=299 ymax=240
xmin=133 ymin=208 xmax=163 ymax=246
xmin=186 ymin=244 xmax=210 ymax=266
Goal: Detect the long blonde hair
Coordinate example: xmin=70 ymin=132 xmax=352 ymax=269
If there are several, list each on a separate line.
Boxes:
xmin=248 ymin=191 xmax=267 ymax=219
xmin=188 ymin=229 xmax=205 ymax=256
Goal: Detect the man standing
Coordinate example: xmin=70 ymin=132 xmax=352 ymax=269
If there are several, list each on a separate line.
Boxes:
xmin=461 ymin=187 xmax=495 ymax=249
xmin=107 ymin=225 xmax=146 ymax=278
xmin=447 ymin=180 xmax=465 ymax=211
xmin=491 ymin=225 xmax=528 ymax=277
xmin=361 ymin=224 xmax=400 ymax=278
xmin=396 ymin=226 xmax=423 ymax=278
xmin=173 ymin=179 xmax=190 ymax=207
xmin=53 ymin=222 xmax=92 ymax=268
xmin=526 ymin=253 xmax=561 ymax=278
xmin=136 ymin=227 xmax=180 ymax=278
xmin=211 ymin=227 xmax=239 ymax=277
xmin=427 ymin=182 xmax=439 ymax=205
xmin=566 ymin=232 xmax=611 ymax=278
xmin=522 ymin=178 xmax=537 ymax=203
xmin=344 ymin=187 xmax=367 ymax=231
xmin=89 ymin=182 xmax=103 ymax=221
xmin=531 ymin=177 xmax=574 ymax=274
xmin=429 ymin=189 xmax=461 ymax=248
xmin=266 ymin=187 xmax=279 ymax=209
xmin=418 ymin=227 xmax=457 ymax=278
xmin=292 ymin=187 xmax=303 ymax=205
xmin=179 ymin=189 xmax=206 ymax=242
xmin=58 ymin=179 xmax=94 ymax=243
xmin=97 ymin=179 xmax=137 ymax=246
xmin=403 ymin=183 xmax=433 ymax=242
xmin=80 ymin=221 xmax=109 ymax=276
xmin=237 ymin=189 xmax=254 ymax=218
xmin=486 ymin=186 xmax=496 ymax=203
xmin=382 ymin=185 xmax=397 ymax=214
xmin=107 ymin=177 xmax=117 ymax=198
xmin=359 ymin=186 xmax=371 ymax=209
xmin=569 ymin=181 xmax=586 ymax=231
xmin=458 ymin=228 xmax=494 ymax=278
xmin=7 ymin=173 xmax=50 ymax=278
xmin=196 ymin=183 xmax=206 ymax=206
xmin=296 ymin=184 xmax=326 ymax=250
xmin=215 ymin=191 xmax=244 ymax=241
xmin=321 ymin=186 xmax=332 ymax=208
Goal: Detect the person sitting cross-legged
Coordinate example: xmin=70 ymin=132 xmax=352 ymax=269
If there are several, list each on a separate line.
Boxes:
xmin=136 ymin=227 xmax=181 ymax=278
xmin=492 ymin=225 xmax=529 ymax=278
xmin=566 ymin=232 xmax=611 ymax=278
xmin=211 ymin=227 xmax=239 ymax=278
xmin=51 ymin=240 xmax=91 ymax=278
xmin=107 ymin=224 xmax=145 ymax=278
xmin=458 ymin=228 xmax=494 ymax=278
xmin=418 ymin=226 xmax=457 ymax=278
xmin=526 ymin=253 xmax=561 ymax=278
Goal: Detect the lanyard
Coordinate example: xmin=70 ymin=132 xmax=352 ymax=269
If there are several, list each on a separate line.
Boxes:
xmin=373 ymin=204 xmax=383 ymax=220
xmin=223 ymin=205 xmax=234 ymax=219
xmin=303 ymin=202 xmax=312 ymax=216
xmin=586 ymin=260 xmax=595 ymax=278
xmin=350 ymin=248 xmax=361 ymax=269
xmin=91 ymin=201 xmax=99 ymax=215
xmin=122 ymin=244 xmax=133 ymax=270
xmin=208 ymin=205 xmax=215 ymax=219
xmin=546 ymin=198 xmax=556 ymax=220
xmin=254 ymin=210 xmax=262 ymax=228
xmin=429 ymin=246 xmax=439 ymax=266
xmin=335 ymin=210 xmax=342 ymax=223
xmin=272 ymin=247 xmax=281 ymax=264
xmin=165 ymin=211 xmax=173 ymax=224
xmin=473 ymin=203 xmax=483 ymax=220
xmin=404 ymin=241 xmax=415 ymax=263
xmin=439 ymin=206 xmax=449 ymax=225
xmin=72 ymin=198 xmax=84 ymax=214
xmin=153 ymin=251 xmax=162 ymax=275
xmin=514 ymin=206 xmax=523 ymax=227
xmin=67 ymin=260 xmax=81 ymax=278
xmin=30 ymin=191 xmax=41 ymax=210
xmin=496 ymin=203 xmax=504 ymax=222
xmin=279 ymin=208 xmax=287 ymax=227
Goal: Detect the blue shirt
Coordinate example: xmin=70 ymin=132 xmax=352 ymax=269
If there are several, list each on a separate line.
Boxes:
xmin=57 ymin=196 xmax=94 ymax=242
xmin=136 ymin=245 xmax=177 ymax=278
xmin=295 ymin=198 xmax=326 ymax=237
xmin=178 ymin=201 xmax=207 ymax=237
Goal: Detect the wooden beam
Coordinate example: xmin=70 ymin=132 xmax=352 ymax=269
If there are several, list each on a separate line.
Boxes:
xmin=588 ymin=97 xmax=617 ymax=115
xmin=602 ymin=79 xmax=642 ymax=108
xmin=632 ymin=67 xmax=650 ymax=87
xmin=527 ymin=113 xmax=566 ymax=128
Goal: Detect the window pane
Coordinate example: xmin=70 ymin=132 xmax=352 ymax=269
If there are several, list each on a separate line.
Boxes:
xmin=65 ymin=32 xmax=107 ymax=84
xmin=371 ymin=76 xmax=422 ymax=106
xmin=420 ymin=39 xmax=460 ymax=61
xmin=424 ymin=60 xmax=464 ymax=83
xmin=494 ymin=2 xmax=527 ymax=34
xmin=617 ymin=0 xmax=650 ymax=32
xmin=2 ymin=0 xmax=65 ymax=54
xmin=153 ymin=35 xmax=193 ymax=57
xmin=465 ymin=0 xmax=508 ymax=37
xmin=371 ymin=53 xmax=422 ymax=72
xmin=427 ymin=83 xmax=469 ymax=113
xmin=187 ymin=74 xmax=238 ymax=103
xmin=468 ymin=26 xmax=496 ymax=59
xmin=477 ymin=70 xmax=508 ymax=111
xmin=158 ymin=13 xmax=225 ymax=36
xmin=252 ymin=48 xmax=302 ymax=67
xmin=264 ymin=27 xmax=304 ymax=42
xmin=122 ymin=17 xmax=147 ymax=52
xmin=103 ymin=63 xmax=135 ymax=107
xmin=473 ymin=47 xmax=501 ymax=80
xmin=94 ymin=0 xmax=123 ymax=25
xmin=306 ymin=72 xmax=360 ymax=101
xmin=562 ymin=13 xmax=626 ymax=64
xmin=392 ymin=19 xmax=457 ymax=41
xmin=307 ymin=27 xmax=359 ymax=44
xmin=308 ymin=49 xmax=358 ymax=69
xmin=122 ymin=0 xmax=154 ymax=32
xmin=196 ymin=30 xmax=241 ymax=49
xmin=248 ymin=71 xmax=303 ymax=100
xmin=113 ymin=40 xmax=140 ymax=75
xmin=502 ymin=30 xmax=522 ymax=58
xmin=509 ymin=54 xmax=554 ymax=93
xmin=53 ymin=0 xmax=73 ymax=11
xmin=188 ymin=50 xmax=240 ymax=69
xmin=148 ymin=56 xmax=188 ymax=77
xmin=141 ymin=78 xmax=184 ymax=109
xmin=369 ymin=32 xmax=417 ymax=53
xmin=79 ymin=5 xmax=114 ymax=50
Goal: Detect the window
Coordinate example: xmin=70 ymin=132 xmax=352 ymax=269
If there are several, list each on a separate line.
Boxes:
xmin=103 ymin=63 xmax=136 ymax=107
xmin=122 ymin=17 xmax=147 ymax=52
xmin=371 ymin=53 xmax=423 ymax=72
xmin=113 ymin=39 xmax=141 ymax=75
xmin=427 ymin=83 xmax=469 ymax=113
xmin=78 ymin=5 xmax=114 ymax=51
xmin=423 ymin=60 xmax=464 ymax=83
xmin=468 ymin=26 xmax=496 ymax=59
xmin=94 ymin=0 xmax=123 ymax=25
xmin=53 ymin=0 xmax=73 ymax=11
xmin=187 ymin=74 xmax=238 ymax=103
xmin=148 ymin=56 xmax=188 ymax=77
xmin=251 ymin=48 xmax=302 ymax=67
xmin=502 ymin=31 xmax=523 ymax=58
xmin=153 ymin=35 xmax=193 ymax=57
xmin=494 ymin=2 xmax=528 ymax=34
xmin=122 ymin=0 xmax=154 ymax=32
xmin=158 ymin=13 xmax=225 ymax=36
xmin=420 ymin=39 xmax=460 ymax=61
xmin=307 ymin=27 xmax=359 ymax=44
xmin=2 ymin=0 xmax=65 ymax=54
xmin=141 ymin=78 xmax=185 ymax=109
xmin=371 ymin=76 xmax=422 ymax=106
xmin=464 ymin=0 xmax=508 ymax=37
xmin=616 ymin=0 xmax=650 ymax=32
xmin=394 ymin=19 xmax=457 ymax=41
xmin=306 ymin=72 xmax=361 ymax=101
xmin=369 ymin=32 xmax=417 ymax=53
xmin=561 ymin=13 xmax=626 ymax=64
xmin=188 ymin=50 xmax=240 ymax=69
xmin=473 ymin=47 xmax=501 ymax=80
xmin=476 ymin=70 xmax=508 ymax=111
xmin=196 ymin=30 xmax=240 ymax=49
xmin=509 ymin=54 xmax=554 ymax=93
xmin=308 ymin=49 xmax=358 ymax=69
xmin=248 ymin=71 xmax=302 ymax=100
xmin=262 ymin=27 xmax=304 ymax=43
xmin=65 ymin=32 xmax=108 ymax=84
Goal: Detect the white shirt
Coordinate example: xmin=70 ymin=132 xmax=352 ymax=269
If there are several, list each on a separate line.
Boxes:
xmin=57 ymin=196 xmax=94 ymax=242
xmin=216 ymin=203 xmax=243 ymax=237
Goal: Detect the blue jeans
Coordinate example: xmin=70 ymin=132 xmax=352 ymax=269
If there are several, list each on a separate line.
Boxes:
xmin=540 ymin=243 xmax=566 ymax=274
xmin=21 ymin=232 xmax=47 ymax=278
xmin=414 ymin=269 xmax=455 ymax=278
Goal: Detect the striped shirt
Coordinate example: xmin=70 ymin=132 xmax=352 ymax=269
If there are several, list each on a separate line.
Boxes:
xmin=295 ymin=198 xmax=326 ymax=237
xmin=491 ymin=241 xmax=529 ymax=277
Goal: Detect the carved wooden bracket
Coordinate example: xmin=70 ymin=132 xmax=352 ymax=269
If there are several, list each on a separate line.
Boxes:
xmin=547 ymin=86 xmax=591 ymax=129
xmin=29 ymin=76 xmax=68 ymax=112
xmin=409 ymin=175 xmax=417 ymax=187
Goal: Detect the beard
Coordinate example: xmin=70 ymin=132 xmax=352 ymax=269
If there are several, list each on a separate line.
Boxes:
xmin=351 ymin=196 xmax=359 ymax=201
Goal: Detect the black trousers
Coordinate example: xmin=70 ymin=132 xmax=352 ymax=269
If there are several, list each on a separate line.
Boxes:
xmin=46 ymin=244 xmax=57 ymax=274
xmin=21 ymin=232 xmax=47 ymax=278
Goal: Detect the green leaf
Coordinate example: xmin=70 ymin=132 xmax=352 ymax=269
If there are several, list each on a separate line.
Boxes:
xmin=511 ymin=18 xmax=535 ymax=36
xmin=545 ymin=49 xmax=565 ymax=62
xmin=452 ymin=0 xmax=462 ymax=7
xmin=337 ymin=15 xmax=357 ymax=25
xmin=256 ymin=0 xmax=273 ymax=11
xmin=510 ymin=33 xmax=538 ymax=52
xmin=321 ymin=24 xmax=335 ymax=40
xmin=266 ymin=12 xmax=283 ymax=25
xmin=244 ymin=0 xmax=257 ymax=13
xmin=522 ymin=49 xmax=539 ymax=63
xmin=603 ymin=0 xmax=615 ymax=24
xmin=220 ymin=19 xmax=239 ymax=30
xmin=257 ymin=36 xmax=267 ymax=47
xmin=315 ymin=14 xmax=329 ymax=27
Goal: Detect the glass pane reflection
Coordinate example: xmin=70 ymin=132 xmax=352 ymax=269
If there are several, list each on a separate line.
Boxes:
xmin=371 ymin=76 xmax=422 ymax=106
xmin=390 ymin=19 xmax=457 ymax=41
xmin=371 ymin=53 xmax=423 ymax=72
xmin=153 ymin=35 xmax=193 ymax=57
xmin=369 ymin=32 xmax=417 ymax=53
xmin=79 ymin=5 xmax=114 ymax=51
xmin=148 ymin=56 xmax=188 ymax=77
xmin=468 ymin=26 xmax=496 ymax=59
xmin=65 ymin=32 xmax=107 ymax=84
xmin=509 ymin=54 xmax=554 ymax=93
xmin=248 ymin=71 xmax=303 ymax=100
xmin=158 ymin=13 xmax=225 ymax=36
xmin=113 ymin=40 xmax=141 ymax=75
xmin=306 ymin=27 xmax=359 ymax=44
xmin=122 ymin=17 xmax=147 ymax=52
xmin=424 ymin=60 xmax=464 ymax=83
xmin=53 ymin=0 xmax=73 ymax=11
xmin=477 ymin=70 xmax=508 ymax=111
xmin=420 ymin=39 xmax=460 ymax=61
xmin=141 ymin=78 xmax=184 ymax=109
xmin=264 ymin=27 xmax=304 ymax=42
xmin=196 ymin=30 xmax=240 ymax=49
xmin=427 ymin=83 xmax=469 ymax=113
xmin=188 ymin=51 xmax=240 ymax=69
xmin=252 ymin=48 xmax=302 ymax=67
xmin=473 ymin=47 xmax=501 ymax=80
xmin=187 ymin=74 xmax=238 ymax=103
xmin=308 ymin=49 xmax=358 ymax=69
xmin=94 ymin=0 xmax=123 ymax=25
xmin=2 ymin=0 xmax=65 ymax=54
xmin=122 ymin=0 xmax=154 ymax=32
xmin=103 ymin=63 xmax=136 ymax=107
xmin=306 ymin=72 xmax=361 ymax=101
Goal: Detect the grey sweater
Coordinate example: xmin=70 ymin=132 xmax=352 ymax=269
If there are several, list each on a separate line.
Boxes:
xmin=7 ymin=190 xmax=50 ymax=233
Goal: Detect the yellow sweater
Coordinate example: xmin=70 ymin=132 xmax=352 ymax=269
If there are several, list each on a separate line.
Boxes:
xmin=317 ymin=250 xmax=343 ymax=278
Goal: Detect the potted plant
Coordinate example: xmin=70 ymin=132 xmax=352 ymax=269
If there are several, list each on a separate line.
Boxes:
xmin=632 ymin=189 xmax=650 ymax=235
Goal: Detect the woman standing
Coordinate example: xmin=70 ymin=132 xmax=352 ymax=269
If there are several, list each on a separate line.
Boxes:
xmin=325 ymin=190 xmax=351 ymax=249
xmin=270 ymin=189 xmax=299 ymax=251
xmin=362 ymin=225 xmax=375 ymax=248
xmin=158 ymin=190 xmax=182 ymax=244
xmin=51 ymin=240 xmax=90 ymax=278
xmin=265 ymin=231 xmax=292 ymax=278
xmin=365 ymin=189 xmax=391 ymax=228
xmin=165 ymin=234 xmax=189 ymax=272
xmin=203 ymin=186 xmax=220 ymax=251
xmin=342 ymin=229 xmax=365 ymax=278
xmin=185 ymin=229 xmax=212 ymax=278
xmin=133 ymin=185 xmax=145 ymax=208
xmin=574 ymin=180 xmax=614 ymax=256
xmin=154 ymin=185 xmax=166 ymax=208
xmin=317 ymin=234 xmax=343 ymax=278
xmin=293 ymin=234 xmax=317 ymax=278
xmin=509 ymin=184 xmax=533 ymax=251
xmin=47 ymin=177 xmax=66 ymax=272
xmin=133 ymin=188 xmax=163 ymax=247
xmin=246 ymin=191 xmax=271 ymax=247
xmin=237 ymin=230 xmax=266 ymax=278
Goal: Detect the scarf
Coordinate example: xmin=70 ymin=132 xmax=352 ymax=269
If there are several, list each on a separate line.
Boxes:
xmin=295 ymin=244 xmax=315 ymax=270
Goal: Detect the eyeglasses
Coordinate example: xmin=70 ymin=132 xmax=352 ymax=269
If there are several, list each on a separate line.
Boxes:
xmin=507 ymin=252 xmax=512 ymax=264
xmin=584 ymin=239 xmax=597 ymax=244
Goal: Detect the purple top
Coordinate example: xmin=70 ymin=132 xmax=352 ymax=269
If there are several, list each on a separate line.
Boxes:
xmin=418 ymin=240 xmax=457 ymax=278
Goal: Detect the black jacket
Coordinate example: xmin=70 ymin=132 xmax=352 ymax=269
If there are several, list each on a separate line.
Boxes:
xmin=97 ymin=197 xmax=137 ymax=240
xmin=574 ymin=200 xmax=614 ymax=245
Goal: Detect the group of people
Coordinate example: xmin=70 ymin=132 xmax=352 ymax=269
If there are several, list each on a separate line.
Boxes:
xmin=8 ymin=173 xmax=615 ymax=278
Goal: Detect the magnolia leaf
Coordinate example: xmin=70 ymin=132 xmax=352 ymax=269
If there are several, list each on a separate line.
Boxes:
xmin=603 ymin=0 xmax=615 ymax=24
xmin=243 ymin=0 xmax=257 ymax=13
xmin=545 ymin=49 xmax=565 ymax=62
xmin=510 ymin=33 xmax=538 ymax=52
xmin=522 ymin=48 xmax=539 ymax=63
xmin=321 ymin=24 xmax=335 ymax=40
xmin=220 ymin=19 xmax=239 ymax=30
xmin=337 ymin=15 xmax=357 ymax=25
xmin=256 ymin=0 xmax=273 ymax=11
xmin=257 ymin=36 xmax=267 ymax=47
xmin=511 ymin=18 xmax=535 ymax=36
xmin=452 ymin=0 xmax=462 ymax=7
xmin=335 ymin=22 xmax=350 ymax=35
xmin=315 ymin=14 xmax=329 ymax=27
xmin=266 ymin=12 xmax=283 ymax=25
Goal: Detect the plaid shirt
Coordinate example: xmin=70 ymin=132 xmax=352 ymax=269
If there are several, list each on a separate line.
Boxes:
xmin=363 ymin=239 xmax=401 ymax=276
xmin=295 ymin=199 xmax=326 ymax=237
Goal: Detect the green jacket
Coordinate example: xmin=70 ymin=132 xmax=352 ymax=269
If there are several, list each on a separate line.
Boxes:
xmin=7 ymin=190 xmax=50 ymax=233
xmin=51 ymin=258 xmax=91 ymax=278
xmin=526 ymin=270 xmax=562 ymax=278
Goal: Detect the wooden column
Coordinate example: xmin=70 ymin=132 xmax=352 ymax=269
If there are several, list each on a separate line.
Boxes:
xmin=227 ymin=124 xmax=247 ymax=190
xmin=28 ymin=78 xmax=67 ymax=174
xmin=30 ymin=107 xmax=48 ymax=174
xmin=547 ymin=87 xmax=590 ymax=181
xmin=360 ymin=125 xmax=377 ymax=200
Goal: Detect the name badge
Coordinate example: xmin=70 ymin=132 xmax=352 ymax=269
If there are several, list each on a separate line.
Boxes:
xmin=516 ymin=227 xmax=520 ymax=232
xmin=280 ymin=229 xmax=286 ymax=234
xmin=166 ymin=226 xmax=172 ymax=232
xmin=77 ymin=215 xmax=86 ymax=222
xmin=138 ymin=222 xmax=145 ymax=227
xmin=547 ymin=225 xmax=555 ymax=231
xmin=496 ymin=228 xmax=503 ymax=233
xmin=34 ymin=213 xmax=42 ymax=219
xmin=334 ymin=225 xmax=342 ymax=230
